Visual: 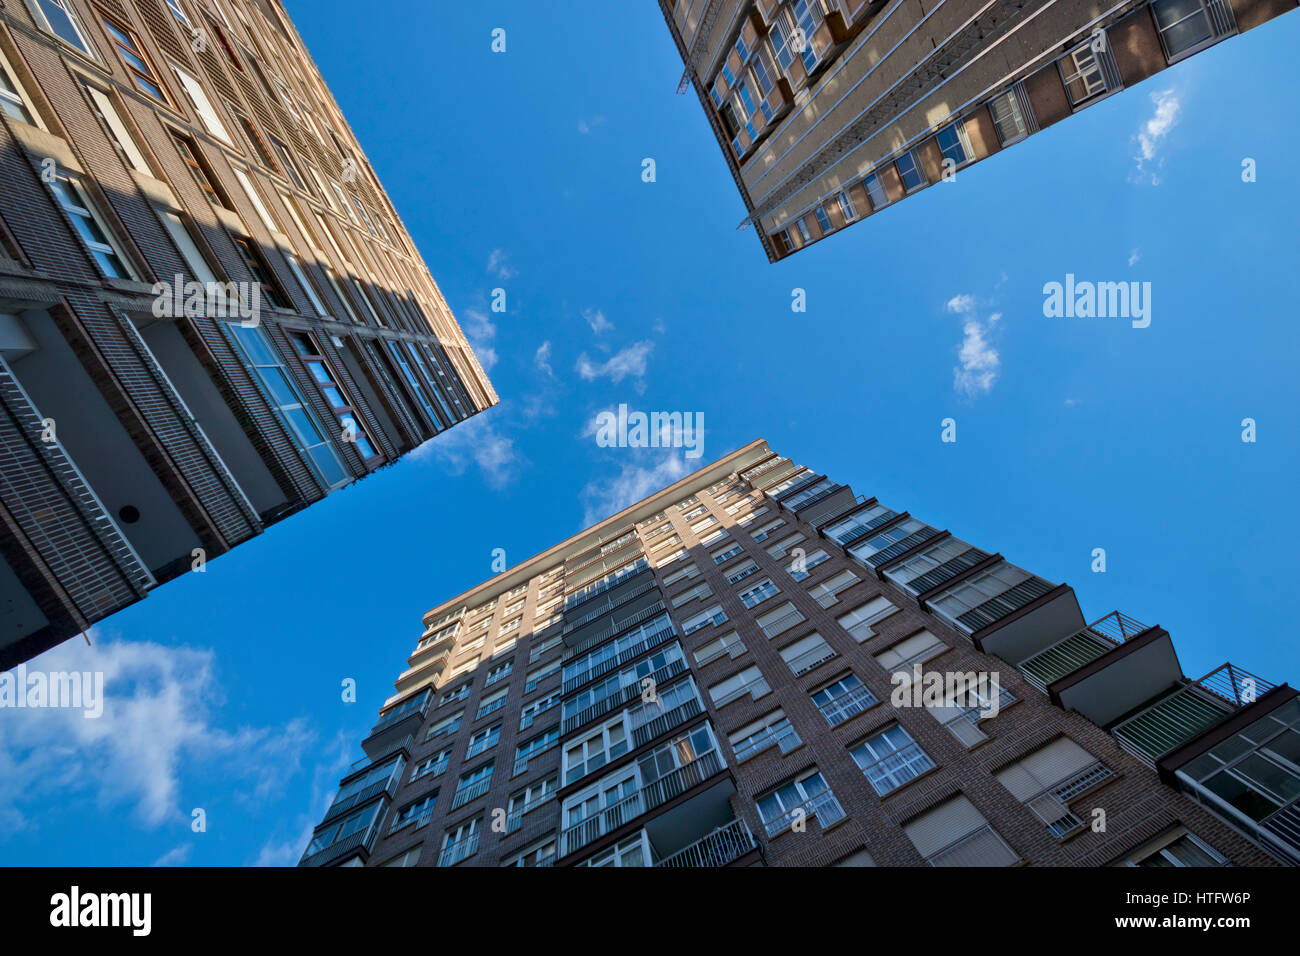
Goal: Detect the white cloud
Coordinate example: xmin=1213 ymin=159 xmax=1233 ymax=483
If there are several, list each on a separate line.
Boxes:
xmin=583 ymin=307 xmax=613 ymax=334
xmin=486 ymin=249 xmax=516 ymax=279
xmin=577 ymin=116 xmax=605 ymax=135
xmin=534 ymin=341 xmax=554 ymax=377
xmin=1133 ymin=88 xmax=1182 ymax=184
xmin=0 ymin=637 xmax=315 ymax=833
xmin=946 ymin=294 xmax=1001 ymax=399
xmin=152 ymin=844 xmax=193 ymax=867
xmin=462 ymin=308 xmax=498 ymax=372
xmin=253 ymin=731 xmax=353 ymax=867
xmin=1128 ymin=248 xmax=1142 ymax=267
xmin=411 ymin=411 xmax=523 ymax=489
xmin=580 ymin=456 xmax=690 ymax=527
xmin=575 ymin=341 xmax=653 ymax=386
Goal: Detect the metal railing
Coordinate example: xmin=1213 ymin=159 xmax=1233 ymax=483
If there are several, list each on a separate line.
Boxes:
xmin=816 ymin=683 xmax=878 ymax=726
xmin=1112 ymin=664 xmax=1275 ymax=767
xmin=437 ymin=832 xmax=480 ymax=867
xmin=450 ymin=777 xmax=492 ymax=809
xmin=656 ymin=818 xmax=759 ymax=868
xmin=562 ymin=657 xmax=688 ymax=733
xmin=731 ymin=719 xmax=801 ymax=762
xmin=560 ymin=750 xmax=724 ymax=857
xmin=565 ymin=598 xmax=667 ymax=650
xmin=562 ymin=621 xmax=676 ymax=692
xmin=1021 ymin=761 xmax=1114 ymax=838
xmin=762 ymin=790 xmax=845 ymax=838
xmin=784 ymin=643 xmax=837 ymax=677
xmin=1016 ymin=613 xmax=1142 ymax=693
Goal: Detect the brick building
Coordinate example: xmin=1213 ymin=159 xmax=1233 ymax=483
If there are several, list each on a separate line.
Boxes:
xmin=304 ymin=439 xmax=1299 ymax=867
xmin=0 ymin=0 xmax=497 ymax=667
xmin=657 ymin=0 xmax=1298 ymax=261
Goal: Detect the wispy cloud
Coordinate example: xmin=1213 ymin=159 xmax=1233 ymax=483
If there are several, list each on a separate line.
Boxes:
xmin=253 ymin=731 xmax=353 ymax=867
xmin=577 ymin=116 xmax=605 ymax=135
xmin=946 ymin=294 xmax=1001 ymax=399
xmin=462 ymin=308 xmax=498 ymax=373
xmin=576 ymin=341 xmax=653 ymax=388
xmin=1133 ymin=87 xmax=1182 ymax=184
xmin=534 ymin=341 xmax=554 ymax=377
xmin=0 ymin=637 xmax=315 ymax=834
xmin=583 ymin=307 xmax=613 ymax=334
xmin=580 ymin=455 xmax=690 ymax=527
xmin=411 ymin=410 xmax=523 ymax=489
xmin=486 ymin=248 xmax=516 ymax=280
xmin=1128 ymin=248 xmax=1142 ymax=267
xmin=152 ymin=844 xmax=193 ymax=867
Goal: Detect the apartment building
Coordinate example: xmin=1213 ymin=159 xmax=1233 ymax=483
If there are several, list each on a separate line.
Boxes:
xmin=0 ymin=0 xmax=497 ymax=667
xmin=657 ymin=0 xmax=1297 ymax=261
xmin=303 ymin=439 xmax=1298 ymax=868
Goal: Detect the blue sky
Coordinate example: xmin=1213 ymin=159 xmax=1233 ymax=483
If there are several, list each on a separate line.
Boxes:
xmin=2 ymin=2 xmax=1298 ymax=866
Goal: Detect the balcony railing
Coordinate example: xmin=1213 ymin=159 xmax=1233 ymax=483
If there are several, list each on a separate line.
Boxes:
xmin=1022 ymin=761 xmax=1114 ymax=838
xmin=563 ymin=574 xmax=656 ymax=633
xmin=1017 ymin=611 xmax=1147 ymax=693
xmin=562 ymin=622 xmax=676 ymax=693
xmin=631 ymin=697 xmax=704 ymax=749
xmin=762 ymin=790 xmax=845 ymax=838
xmin=437 ymin=832 xmax=480 ymax=867
xmin=561 ymin=750 xmax=724 ymax=857
xmin=450 ymin=777 xmax=492 ymax=809
xmin=656 ymin=818 xmax=759 ymax=867
xmin=1112 ymin=664 xmax=1276 ymax=767
xmin=563 ymin=656 xmax=688 ymax=733
xmin=732 ymin=719 xmax=801 ymax=762
xmin=785 ymin=643 xmax=837 ymax=677
xmin=568 ymin=602 xmax=669 ymax=653
xmin=739 ymin=457 xmax=787 ymax=483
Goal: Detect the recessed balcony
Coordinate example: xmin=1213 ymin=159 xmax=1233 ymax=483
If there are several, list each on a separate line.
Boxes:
xmin=655 ymin=817 xmax=759 ymax=868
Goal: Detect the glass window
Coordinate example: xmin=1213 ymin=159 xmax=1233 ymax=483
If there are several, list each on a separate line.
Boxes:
xmin=102 ymin=18 xmax=166 ymax=102
xmin=28 ymin=1 xmax=96 ymax=56
xmin=896 ymin=151 xmax=926 ymax=191
xmin=0 ymin=56 xmax=35 ymax=124
xmin=988 ymin=89 xmax=1028 ymax=145
xmin=172 ymin=66 xmax=232 ymax=143
xmin=852 ymin=726 xmax=935 ymax=794
xmin=49 ymin=173 xmax=134 ymax=279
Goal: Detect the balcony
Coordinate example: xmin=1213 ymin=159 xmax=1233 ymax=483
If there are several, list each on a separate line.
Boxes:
xmin=561 ymin=749 xmax=726 ymax=857
xmin=562 ymin=618 xmax=677 ymax=695
xmin=656 ymin=818 xmax=759 ymax=868
xmin=762 ymin=789 xmax=846 ymax=838
xmin=1112 ymin=664 xmax=1276 ymax=769
xmin=565 ymin=598 xmax=668 ymax=653
xmin=562 ymin=654 xmax=688 ymax=733
xmin=437 ymin=831 xmax=480 ymax=867
xmin=361 ymin=691 xmax=431 ymax=759
xmin=1018 ymin=612 xmax=1147 ymax=693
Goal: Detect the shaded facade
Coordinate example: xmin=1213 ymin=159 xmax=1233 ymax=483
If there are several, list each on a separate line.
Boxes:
xmin=658 ymin=0 xmax=1298 ymax=260
xmin=305 ymin=439 xmax=1298 ymax=868
xmin=0 ymin=0 xmax=496 ymax=667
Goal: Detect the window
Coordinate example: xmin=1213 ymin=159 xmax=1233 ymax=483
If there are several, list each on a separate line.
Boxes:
xmin=896 ymin=150 xmax=926 ymax=192
xmin=1059 ymin=44 xmax=1109 ymax=106
xmin=756 ymin=769 xmax=844 ymax=837
xmin=988 ymin=88 xmax=1028 ymax=145
xmin=739 ymin=578 xmax=779 ymax=609
xmin=229 ymin=237 xmax=289 ymax=310
xmin=564 ymin=716 xmax=630 ymax=784
xmin=729 ymin=709 xmax=801 ymax=762
xmin=928 ymin=563 xmax=1037 ymax=628
xmin=874 ymin=629 xmax=947 ymax=675
xmin=1119 ymin=827 xmax=1226 ymax=867
xmin=707 ymin=666 xmax=769 ymax=707
xmin=711 ymin=542 xmax=742 ymax=564
xmin=235 ymin=110 xmax=278 ymax=170
xmin=514 ymin=727 xmax=560 ymax=774
xmin=380 ymin=846 xmax=422 ymax=867
xmin=102 ymin=18 xmax=167 ymax=103
xmin=852 ymin=726 xmax=935 ymax=795
xmin=438 ymin=816 xmax=480 ymax=866
xmin=48 ymin=172 xmax=135 ymax=279
xmin=171 ymin=134 xmax=228 ymax=208
xmin=671 ymin=582 xmax=713 ymax=608
xmin=811 ymin=673 xmax=877 ymax=726
xmin=789 ymin=548 xmax=829 ymax=582
xmin=485 ymin=660 xmax=513 ymax=686
xmin=172 ymin=67 xmax=231 ymax=143
xmin=26 ymin=1 xmax=96 ymax=56
xmin=476 ymin=687 xmax=508 ymax=720
xmin=682 ymin=604 xmax=727 ymax=635
xmin=465 ymin=723 xmax=500 ymax=757
xmin=283 ymin=251 xmax=327 ymax=317
xmin=271 ymin=136 xmax=306 ymax=189
xmin=809 ymin=569 xmax=858 ymax=608
xmin=848 ymin=518 xmax=927 ymax=564
xmin=793 ymin=0 xmax=825 ymax=70
xmin=794 ymin=217 xmax=812 ymax=244
xmin=0 ymin=54 xmax=35 ymax=124
xmin=390 ymin=791 xmax=437 ymax=832
xmin=693 ymin=631 xmax=745 ymax=666
xmin=935 ymin=123 xmax=972 ymax=168
xmin=825 ymin=505 xmax=896 ymax=545
xmin=1180 ymin=698 xmax=1300 ymax=826
xmin=519 ymin=690 xmax=560 ymax=730
xmin=725 ymin=559 xmax=760 ymax=585
xmin=836 ymin=191 xmax=857 ymax=222
xmin=925 ymin=674 xmax=1014 ymax=747
xmin=862 ymin=172 xmax=889 ymax=210
xmin=749 ymin=518 xmax=784 ymax=542
xmin=778 ymin=633 xmax=836 ymax=676
xmin=524 ymin=659 xmax=560 ymax=693
xmin=583 ymin=833 xmax=653 ymax=867
xmin=756 ymin=601 xmax=804 ymax=639
xmin=996 ymin=738 xmax=1113 ymax=838
xmin=164 ymin=0 xmax=190 ymax=25
xmin=439 ymin=684 xmax=470 ymax=705
xmin=411 ymin=749 xmax=450 ymax=782
xmin=304 ymin=802 xmax=382 ymax=860
xmin=227 ymin=322 xmax=349 ymax=487
xmin=1152 ymin=0 xmax=1235 ymax=63
xmin=425 ymin=709 xmax=462 ymax=741
xmin=814 ymin=205 xmax=832 ymax=234
xmin=507 ymin=775 xmax=559 ymax=831
xmin=504 ymin=834 xmax=556 ymax=868
xmin=905 ymin=795 xmax=1018 ymax=866
xmin=766 ymin=532 xmax=805 ymax=559
xmin=451 ymin=762 xmax=493 ymax=808
xmin=886 ymin=537 xmax=973 ymax=591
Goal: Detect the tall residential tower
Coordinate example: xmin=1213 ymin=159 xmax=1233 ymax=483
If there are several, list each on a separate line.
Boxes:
xmin=304 ymin=439 xmax=1298 ymax=868
xmin=0 ymin=0 xmax=496 ymax=667
xmin=658 ymin=0 xmax=1297 ymax=260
